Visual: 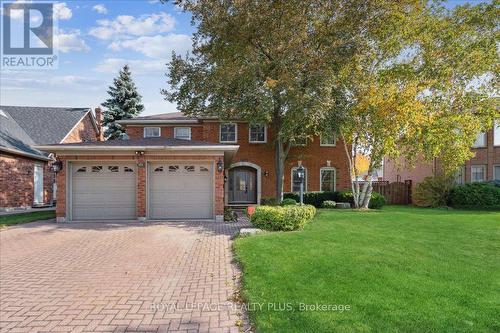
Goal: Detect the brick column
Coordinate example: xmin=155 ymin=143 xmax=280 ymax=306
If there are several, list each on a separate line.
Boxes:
xmin=55 ymin=159 xmax=66 ymax=222
xmin=214 ymin=156 xmax=225 ymax=222
xmin=136 ymin=154 xmax=146 ymax=221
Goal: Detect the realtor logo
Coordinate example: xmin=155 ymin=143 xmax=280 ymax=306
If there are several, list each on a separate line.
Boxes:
xmin=1 ymin=1 xmax=58 ymax=69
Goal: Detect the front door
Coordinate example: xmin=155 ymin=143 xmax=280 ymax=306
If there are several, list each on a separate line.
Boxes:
xmin=228 ymin=167 xmax=256 ymax=204
xmin=33 ymin=164 xmax=43 ymax=204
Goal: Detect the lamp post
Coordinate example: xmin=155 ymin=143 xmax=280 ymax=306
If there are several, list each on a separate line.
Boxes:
xmin=297 ymin=165 xmax=305 ymax=205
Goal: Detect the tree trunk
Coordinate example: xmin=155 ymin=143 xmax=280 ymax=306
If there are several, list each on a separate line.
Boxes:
xmin=275 ymin=137 xmax=285 ymax=202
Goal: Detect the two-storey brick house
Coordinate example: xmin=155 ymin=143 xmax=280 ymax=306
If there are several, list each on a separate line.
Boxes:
xmin=0 ymin=106 xmax=102 ymax=211
xmin=38 ymin=111 xmax=350 ymax=222
xmin=383 ymin=123 xmax=500 ymax=186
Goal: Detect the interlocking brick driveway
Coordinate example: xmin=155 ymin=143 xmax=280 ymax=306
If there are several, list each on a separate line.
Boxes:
xmin=0 ymin=220 xmax=249 ymax=333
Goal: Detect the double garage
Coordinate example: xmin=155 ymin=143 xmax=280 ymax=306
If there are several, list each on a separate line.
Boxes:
xmin=70 ymin=161 xmax=214 ymax=221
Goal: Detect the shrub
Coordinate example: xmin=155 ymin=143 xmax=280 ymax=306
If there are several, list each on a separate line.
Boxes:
xmin=251 ymin=205 xmax=316 ymax=231
xmin=224 ymin=207 xmax=238 ymax=222
xmin=260 ymin=197 xmax=279 ymax=206
xmin=413 ymin=176 xmax=455 ymax=207
xmin=338 ymin=190 xmax=386 ymax=209
xmin=321 ymin=200 xmax=337 ymax=209
xmin=449 ymin=182 xmax=500 ymax=208
xmin=283 ymin=191 xmax=340 ymax=208
xmin=281 ymin=198 xmax=297 ymax=206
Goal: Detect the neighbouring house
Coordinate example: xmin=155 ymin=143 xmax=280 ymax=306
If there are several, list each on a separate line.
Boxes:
xmin=0 ymin=106 xmax=102 ymax=211
xmin=384 ymin=123 xmax=500 ymax=187
xmin=36 ymin=111 xmax=350 ymax=222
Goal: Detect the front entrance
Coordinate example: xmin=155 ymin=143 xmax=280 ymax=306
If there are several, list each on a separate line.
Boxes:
xmin=228 ymin=167 xmax=257 ymax=204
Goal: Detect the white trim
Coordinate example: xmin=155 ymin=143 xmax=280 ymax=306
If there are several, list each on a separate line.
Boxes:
xmin=319 ymin=134 xmax=337 ymax=147
xmin=494 ymin=120 xmax=500 ymax=147
xmin=291 ymin=166 xmax=308 ymax=192
xmin=248 ymin=124 xmax=267 ymax=143
xmin=226 ymin=162 xmax=262 ymax=205
xmin=319 ymin=167 xmax=336 ymax=191
xmin=143 ymin=127 xmax=161 ymax=138
xmin=471 ymin=165 xmax=486 ymax=182
xmin=118 ymin=119 xmax=199 ymax=124
xmin=220 ymin=123 xmax=238 ymax=143
xmin=174 ymin=127 xmax=192 ymax=140
xmin=59 ymin=109 xmax=94 ymax=143
xmin=0 ymin=146 xmax=51 ymax=161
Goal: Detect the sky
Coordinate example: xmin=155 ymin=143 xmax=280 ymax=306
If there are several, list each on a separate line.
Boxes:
xmin=0 ymin=0 xmax=487 ymax=116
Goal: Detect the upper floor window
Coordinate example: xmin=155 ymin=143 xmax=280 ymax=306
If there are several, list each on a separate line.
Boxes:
xmin=494 ymin=121 xmax=500 ymax=146
xmin=220 ymin=123 xmax=237 ymax=143
xmin=320 ymin=133 xmax=336 ymax=146
xmin=320 ymin=167 xmax=336 ymax=191
xmin=144 ymin=127 xmax=160 ymax=138
xmin=174 ymin=127 xmax=191 ymax=140
xmin=473 ymin=132 xmax=486 ymax=148
xmin=471 ymin=165 xmax=486 ymax=182
xmin=249 ymin=124 xmax=266 ymax=143
xmin=291 ymin=167 xmax=308 ymax=192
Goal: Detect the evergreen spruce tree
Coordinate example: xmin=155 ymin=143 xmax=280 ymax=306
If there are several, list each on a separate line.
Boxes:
xmin=102 ymin=65 xmax=144 ymax=140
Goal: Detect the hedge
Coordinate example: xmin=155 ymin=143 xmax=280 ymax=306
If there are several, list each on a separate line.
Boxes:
xmin=449 ymin=182 xmax=500 ymax=208
xmin=283 ymin=191 xmax=341 ymax=207
xmin=250 ymin=205 xmax=316 ymax=231
xmin=337 ymin=190 xmax=386 ymax=209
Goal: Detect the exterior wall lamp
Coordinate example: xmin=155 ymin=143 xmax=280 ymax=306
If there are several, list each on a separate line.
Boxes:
xmin=217 ymin=158 xmax=223 ymax=173
xmin=51 ymin=160 xmax=63 ymax=173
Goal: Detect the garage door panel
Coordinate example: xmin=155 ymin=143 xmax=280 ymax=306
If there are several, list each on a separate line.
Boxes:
xmin=149 ymin=162 xmax=213 ymax=220
xmin=71 ymin=163 xmax=136 ymax=220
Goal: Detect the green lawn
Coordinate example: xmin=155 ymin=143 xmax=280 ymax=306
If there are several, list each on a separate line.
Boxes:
xmin=234 ymin=206 xmax=500 ymax=333
xmin=0 ymin=210 xmax=56 ymax=228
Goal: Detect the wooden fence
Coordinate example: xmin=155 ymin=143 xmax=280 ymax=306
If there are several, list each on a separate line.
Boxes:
xmin=369 ymin=180 xmax=412 ymax=205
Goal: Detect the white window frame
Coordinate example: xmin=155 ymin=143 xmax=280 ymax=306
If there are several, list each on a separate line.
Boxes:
xmin=144 ymin=127 xmax=161 ymax=138
xmin=248 ymin=123 xmax=267 ymax=143
xmin=454 ymin=166 xmax=465 ymax=185
xmin=472 ymin=132 xmax=487 ymax=148
xmin=320 ymin=134 xmax=336 ymax=147
xmin=494 ymin=121 xmax=500 ymax=147
xmin=471 ymin=165 xmax=486 ymax=183
xmin=494 ymin=165 xmax=500 ymax=181
xmin=291 ymin=167 xmax=308 ymax=192
xmin=320 ymin=167 xmax=336 ymax=191
xmin=220 ymin=123 xmax=237 ymax=143
xmin=174 ymin=127 xmax=191 ymax=140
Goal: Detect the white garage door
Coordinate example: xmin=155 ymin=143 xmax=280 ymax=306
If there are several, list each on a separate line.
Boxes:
xmin=149 ymin=162 xmax=213 ymax=219
xmin=71 ymin=162 xmax=136 ymax=220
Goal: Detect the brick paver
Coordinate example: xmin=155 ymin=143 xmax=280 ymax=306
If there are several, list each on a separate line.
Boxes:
xmin=0 ymin=219 xmax=250 ymax=333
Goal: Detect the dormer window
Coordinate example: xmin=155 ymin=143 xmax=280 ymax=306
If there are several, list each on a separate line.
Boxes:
xmin=144 ymin=127 xmax=160 ymax=138
xmin=174 ymin=127 xmax=191 ymax=140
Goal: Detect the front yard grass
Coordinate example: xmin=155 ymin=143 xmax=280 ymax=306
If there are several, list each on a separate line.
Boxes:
xmin=0 ymin=210 xmax=55 ymax=228
xmin=234 ymin=206 xmax=500 ymax=333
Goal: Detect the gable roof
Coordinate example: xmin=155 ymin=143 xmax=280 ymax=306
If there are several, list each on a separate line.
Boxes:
xmin=0 ymin=106 xmax=94 ymax=160
xmin=0 ymin=109 xmax=49 ymax=160
xmin=0 ymin=106 xmax=92 ymax=144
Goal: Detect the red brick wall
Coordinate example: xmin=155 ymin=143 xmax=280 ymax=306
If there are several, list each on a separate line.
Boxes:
xmin=62 ymin=112 xmax=100 ymax=143
xmin=124 ymin=121 xmax=351 ymax=199
xmin=0 ymin=153 xmax=53 ymax=209
xmin=55 ymin=154 xmax=225 ymax=220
